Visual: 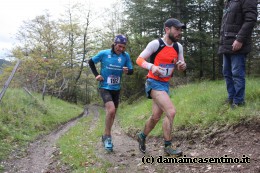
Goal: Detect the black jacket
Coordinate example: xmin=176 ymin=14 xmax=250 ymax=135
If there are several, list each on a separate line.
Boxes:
xmin=218 ymin=0 xmax=258 ymax=55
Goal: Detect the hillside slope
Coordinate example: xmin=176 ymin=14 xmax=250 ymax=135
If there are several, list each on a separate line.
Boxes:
xmin=1 ymin=79 xmax=259 ymax=172
xmin=0 ymin=88 xmax=83 ymax=167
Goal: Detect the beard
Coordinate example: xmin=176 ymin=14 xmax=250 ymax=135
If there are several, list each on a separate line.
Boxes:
xmin=169 ymin=33 xmax=179 ymax=42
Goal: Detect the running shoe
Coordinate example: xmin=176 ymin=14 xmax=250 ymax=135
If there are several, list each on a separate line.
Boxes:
xmin=164 ymin=145 xmax=183 ymax=157
xmin=137 ymin=133 xmax=146 ymax=153
xmin=102 ymin=136 xmax=113 ymax=152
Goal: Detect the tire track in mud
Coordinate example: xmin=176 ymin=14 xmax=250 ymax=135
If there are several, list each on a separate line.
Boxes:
xmin=2 ymin=107 xmax=89 ymax=173
xmin=45 ymin=104 xmax=101 ymax=173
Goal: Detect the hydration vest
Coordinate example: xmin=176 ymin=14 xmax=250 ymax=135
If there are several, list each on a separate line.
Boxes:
xmin=149 ymin=38 xmax=179 ymax=64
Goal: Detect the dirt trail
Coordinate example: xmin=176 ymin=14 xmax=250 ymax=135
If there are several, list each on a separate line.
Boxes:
xmin=2 ymin=107 xmax=89 ymax=173
xmin=97 ymin=120 xmax=260 ymax=173
xmin=96 ymin=119 xmax=158 ymax=173
xmin=2 ymin=105 xmax=260 ymax=173
xmin=93 ymin=106 xmax=260 ymax=173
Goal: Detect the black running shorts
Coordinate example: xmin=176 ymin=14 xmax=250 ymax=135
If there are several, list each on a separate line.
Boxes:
xmin=99 ymin=88 xmax=120 ymax=108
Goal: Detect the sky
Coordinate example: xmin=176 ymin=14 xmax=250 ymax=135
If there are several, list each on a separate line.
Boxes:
xmin=0 ymin=0 xmax=115 ymax=58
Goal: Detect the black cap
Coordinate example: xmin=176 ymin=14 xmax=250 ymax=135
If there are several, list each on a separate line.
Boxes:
xmin=164 ymin=18 xmax=186 ymax=29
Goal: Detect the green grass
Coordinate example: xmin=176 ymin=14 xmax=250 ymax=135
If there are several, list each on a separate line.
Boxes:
xmin=117 ymin=78 xmax=260 ymax=136
xmin=0 ymin=88 xmax=83 ymax=165
xmin=55 ymin=78 xmax=259 ymax=172
xmin=0 ymin=78 xmax=259 ymax=172
xmin=57 ymin=109 xmax=111 ymax=172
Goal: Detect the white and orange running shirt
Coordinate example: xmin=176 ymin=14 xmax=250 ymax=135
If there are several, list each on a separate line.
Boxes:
xmin=136 ymin=39 xmax=184 ymax=82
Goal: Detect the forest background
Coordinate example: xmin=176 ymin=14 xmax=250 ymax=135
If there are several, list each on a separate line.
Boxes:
xmin=1 ymin=0 xmax=259 ymax=104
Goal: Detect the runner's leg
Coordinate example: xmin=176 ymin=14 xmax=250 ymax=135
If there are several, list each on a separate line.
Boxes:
xmin=104 ymin=101 xmax=116 ymax=136
xmin=99 ymin=89 xmax=117 ymax=136
xmin=143 ymin=100 xmax=163 ymax=135
xmin=151 ymin=90 xmax=176 ymax=141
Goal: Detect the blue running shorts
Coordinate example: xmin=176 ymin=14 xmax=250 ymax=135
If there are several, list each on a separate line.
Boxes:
xmin=145 ymin=78 xmax=169 ymax=99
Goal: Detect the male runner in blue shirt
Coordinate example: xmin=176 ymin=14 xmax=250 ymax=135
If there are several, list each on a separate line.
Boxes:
xmin=88 ymin=34 xmax=133 ymax=152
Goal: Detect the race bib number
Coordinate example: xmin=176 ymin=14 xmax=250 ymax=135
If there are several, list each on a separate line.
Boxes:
xmin=107 ymin=75 xmax=120 ymax=85
xmin=159 ymin=64 xmax=175 ymax=78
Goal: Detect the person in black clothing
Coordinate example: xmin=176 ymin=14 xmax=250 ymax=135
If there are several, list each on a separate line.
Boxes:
xmin=218 ymin=0 xmax=257 ymax=108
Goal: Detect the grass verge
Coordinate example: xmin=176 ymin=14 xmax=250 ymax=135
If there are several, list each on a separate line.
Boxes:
xmin=1 ymin=78 xmax=259 ymax=172
xmin=56 ymin=78 xmax=259 ymax=172
xmin=57 ymin=108 xmax=111 ymax=172
xmin=0 ymin=88 xmax=83 ymax=170
xmin=117 ymin=78 xmax=260 ymax=137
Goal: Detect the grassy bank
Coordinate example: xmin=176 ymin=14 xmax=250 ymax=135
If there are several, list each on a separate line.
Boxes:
xmin=0 ymin=88 xmax=83 ymax=164
xmin=1 ymin=78 xmax=259 ymax=172
xmin=117 ymin=78 xmax=260 ymax=136
xmin=55 ymin=78 xmax=259 ymax=172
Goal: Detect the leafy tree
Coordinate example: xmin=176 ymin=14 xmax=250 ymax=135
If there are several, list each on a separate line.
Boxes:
xmin=9 ymin=0 xmax=259 ymax=104
xmin=14 ymin=13 xmax=62 ymax=99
